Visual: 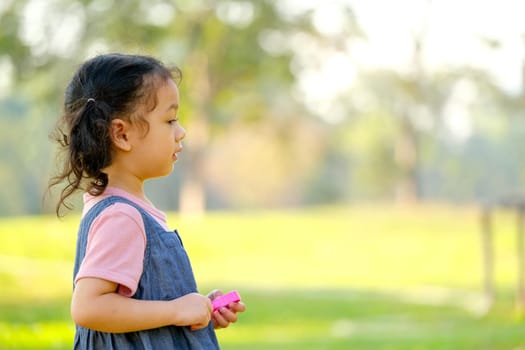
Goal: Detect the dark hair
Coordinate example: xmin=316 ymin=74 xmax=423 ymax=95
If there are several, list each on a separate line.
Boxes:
xmin=49 ymin=53 xmax=181 ymax=216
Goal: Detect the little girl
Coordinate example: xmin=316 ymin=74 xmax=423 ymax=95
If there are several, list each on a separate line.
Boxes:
xmin=49 ymin=53 xmax=245 ymax=349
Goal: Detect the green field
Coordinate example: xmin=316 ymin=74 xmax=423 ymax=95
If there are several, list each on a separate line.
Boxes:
xmin=1 ymin=204 xmax=524 ymax=349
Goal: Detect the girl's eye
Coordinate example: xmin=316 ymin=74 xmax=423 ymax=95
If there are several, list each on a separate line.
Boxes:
xmin=168 ymin=118 xmax=178 ymax=125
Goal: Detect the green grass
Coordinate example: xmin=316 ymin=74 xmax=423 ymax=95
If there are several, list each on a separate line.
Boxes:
xmin=1 ymin=204 xmax=524 ymax=349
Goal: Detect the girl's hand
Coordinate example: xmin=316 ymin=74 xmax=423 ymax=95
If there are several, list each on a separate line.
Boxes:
xmin=172 ymin=293 xmax=213 ymax=331
xmin=207 ymin=290 xmax=247 ymax=329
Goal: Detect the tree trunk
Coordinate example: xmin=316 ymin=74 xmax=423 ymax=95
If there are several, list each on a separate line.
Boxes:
xmin=394 ymin=117 xmax=419 ymax=203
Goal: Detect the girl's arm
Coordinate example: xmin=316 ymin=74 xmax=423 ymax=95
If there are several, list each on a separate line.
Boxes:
xmin=71 ymin=277 xmax=213 ymax=333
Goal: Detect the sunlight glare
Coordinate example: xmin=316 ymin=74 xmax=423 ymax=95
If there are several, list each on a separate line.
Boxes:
xmin=216 ymin=1 xmax=254 ymax=28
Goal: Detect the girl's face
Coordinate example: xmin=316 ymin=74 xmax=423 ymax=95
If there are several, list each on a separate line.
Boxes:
xmin=129 ymin=78 xmax=185 ymax=180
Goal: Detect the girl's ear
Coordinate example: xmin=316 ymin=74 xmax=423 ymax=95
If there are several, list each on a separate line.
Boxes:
xmin=109 ymin=119 xmax=132 ymax=151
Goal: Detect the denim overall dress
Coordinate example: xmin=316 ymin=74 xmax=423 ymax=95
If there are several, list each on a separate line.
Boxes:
xmin=73 ymin=196 xmax=220 ymax=349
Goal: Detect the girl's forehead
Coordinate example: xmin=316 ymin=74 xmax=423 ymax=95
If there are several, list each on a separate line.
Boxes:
xmin=139 ymin=77 xmax=179 ymax=112
xmin=155 ymin=78 xmax=180 ymax=105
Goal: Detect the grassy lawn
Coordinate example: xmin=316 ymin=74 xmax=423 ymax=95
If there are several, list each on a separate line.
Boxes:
xmin=0 ymin=204 xmax=524 ymax=349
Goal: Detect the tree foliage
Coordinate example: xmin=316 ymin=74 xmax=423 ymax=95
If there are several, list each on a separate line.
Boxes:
xmin=0 ymin=0 xmax=522 ymax=215
xmin=0 ymin=0 xmax=358 ymax=214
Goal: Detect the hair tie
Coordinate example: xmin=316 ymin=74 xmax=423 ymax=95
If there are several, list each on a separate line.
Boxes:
xmin=86 ymin=98 xmax=96 ymax=104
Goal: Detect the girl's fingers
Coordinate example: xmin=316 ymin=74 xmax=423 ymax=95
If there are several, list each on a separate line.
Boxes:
xmin=213 ymin=310 xmax=229 ymax=328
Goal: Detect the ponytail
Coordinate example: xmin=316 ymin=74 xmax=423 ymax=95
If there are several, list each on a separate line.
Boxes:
xmin=70 ymin=98 xmax=113 ymax=193
xmin=50 ymin=98 xmax=113 ymax=216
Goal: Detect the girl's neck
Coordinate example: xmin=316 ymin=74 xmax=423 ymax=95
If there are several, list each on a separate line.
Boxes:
xmin=108 ymin=181 xmax=145 ymax=201
xmin=104 ymin=169 xmax=148 ymax=203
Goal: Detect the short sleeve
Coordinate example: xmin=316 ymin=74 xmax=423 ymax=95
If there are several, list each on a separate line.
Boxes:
xmin=74 ymin=203 xmax=147 ymax=297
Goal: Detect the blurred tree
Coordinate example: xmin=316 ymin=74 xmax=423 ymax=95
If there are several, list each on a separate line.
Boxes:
xmin=339 ymin=0 xmax=522 ymax=204
xmin=0 ymin=0 xmax=359 ymax=214
xmin=2 ymin=0 xmax=520 ymax=214
xmin=345 ymin=58 xmax=521 ymax=203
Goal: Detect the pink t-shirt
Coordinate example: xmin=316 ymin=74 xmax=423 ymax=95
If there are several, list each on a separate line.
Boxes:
xmin=74 ymin=187 xmax=170 ymax=297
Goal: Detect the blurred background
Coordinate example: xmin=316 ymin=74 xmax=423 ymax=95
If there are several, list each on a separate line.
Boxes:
xmin=1 ymin=0 xmax=525 ymax=349
xmin=1 ymin=0 xmax=524 ymax=215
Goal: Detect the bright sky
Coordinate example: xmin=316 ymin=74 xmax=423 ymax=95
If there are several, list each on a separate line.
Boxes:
xmin=288 ymin=0 xmax=525 ymax=128
xmin=346 ymin=0 xmax=525 ymax=93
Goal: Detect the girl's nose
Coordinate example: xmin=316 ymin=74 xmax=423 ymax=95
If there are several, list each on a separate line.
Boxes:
xmin=175 ymin=125 xmax=186 ymax=142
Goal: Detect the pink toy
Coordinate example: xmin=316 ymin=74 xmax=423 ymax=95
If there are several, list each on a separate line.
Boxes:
xmin=212 ymin=290 xmax=241 ymax=311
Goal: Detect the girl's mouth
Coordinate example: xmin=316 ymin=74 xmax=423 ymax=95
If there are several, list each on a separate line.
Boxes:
xmin=173 ymin=147 xmax=182 ymax=161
